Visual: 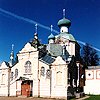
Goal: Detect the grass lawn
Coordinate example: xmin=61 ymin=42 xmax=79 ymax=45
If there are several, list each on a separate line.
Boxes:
xmin=85 ymin=95 xmax=100 ymax=100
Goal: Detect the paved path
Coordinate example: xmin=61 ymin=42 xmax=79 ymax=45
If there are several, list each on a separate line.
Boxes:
xmin=77 ymin=96 xmax=90 ymax=100
xmin=0 ymin=97 xmax=64 ymax=100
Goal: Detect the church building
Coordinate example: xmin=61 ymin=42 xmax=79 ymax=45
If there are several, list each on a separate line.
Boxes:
xmin=0 ymin=10 xmax=85 ymax=99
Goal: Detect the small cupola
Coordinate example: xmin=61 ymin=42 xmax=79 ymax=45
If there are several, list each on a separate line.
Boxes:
xmin=30 ymin=24 xmax=40 ymax=48
xmin=10 ymin=44 xmax=14 ymax=67
xmin=48 ymin=25 xmax=55 ymax=44
xmin=34 ymin=24 xmax=38 ymax=39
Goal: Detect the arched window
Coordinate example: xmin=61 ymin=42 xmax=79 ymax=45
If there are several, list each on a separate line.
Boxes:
xmin=41 ymin=67 xmax=45 ymax=76
xmin=11 ymin=72 xmax=14 ymax=81
xmin=15 ymin=69 xmax=18 ymax=78
xmin=1 ymin=74 xmax=5 ymax=84
xmin=24 ymin=61 xmax=31 ymax=73
xmin=56 ymin=71 xmax=62 ymax=85
xmin=46 ymin=69 xmax=51 ymax=79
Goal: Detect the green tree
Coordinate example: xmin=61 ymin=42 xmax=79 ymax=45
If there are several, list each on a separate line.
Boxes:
xmin=81 ymin=43 xmax=99 ymax=68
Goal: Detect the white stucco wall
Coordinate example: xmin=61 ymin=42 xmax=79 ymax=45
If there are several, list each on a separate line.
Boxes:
xmin=0 ymin=62 xmax=9 ymax=96
xmin=10 ymin=80 xmax=16 ymax=96
xmin=0 ymin=43 xmax=68 ymax=99
xmin=84 ymin=69 xmax=100 ymax=95
xmin=66 ymin=42 xmax=75 ymax=56
xmin=51 ymin=56 xmax=67 ymax=98
xmin=39 ymin=61 xmax=50 ymax=97
xmin=10 ymin=43 xmax=39 ymax=97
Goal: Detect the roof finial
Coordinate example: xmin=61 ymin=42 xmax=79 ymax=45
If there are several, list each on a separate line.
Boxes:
xmin=63 ymin=9 xmax=65 ymax=18
xmin=12 ymin=44 xmax=14 ymax=52
xmin=51 ymin=25 xmax=53 ymax=33
xmin=35 ymin=24 xmax=38 ymax=33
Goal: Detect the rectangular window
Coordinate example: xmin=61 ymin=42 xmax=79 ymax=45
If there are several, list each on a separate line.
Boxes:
xmin=41 ymin=67 xmax=45 ymax=76
xmin=15 ymin=69 xmax=18 ymax=78
xmin=56 ymin=71 xmax=62 ymax=85
xmin=1 ymin=74 xmax=5 ymax=84
xmin=46 ymin=69 xmax=51 ymax=79
xmin=11 ymin=72 xmax=13 ymax=81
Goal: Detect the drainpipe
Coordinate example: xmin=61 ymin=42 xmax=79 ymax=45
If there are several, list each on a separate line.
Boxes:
xmin=49 ymin=65 xmax=52 ymax=97
xmin=37 ymin=51 xmax=40 ymax=97
xmin=76 ymin=62 xmax=80 ymax=92
xmin=66 ymin=63 xmax=68 ymax=100
xmin=8 ymin=67 xmax=11 ymax=97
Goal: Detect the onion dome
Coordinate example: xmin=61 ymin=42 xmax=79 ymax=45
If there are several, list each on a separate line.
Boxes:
xmin=48 ymin=33 xmax=55 ymax=40
xmin=48 ymin=25 xmax=55 ymax=40
xmin=57 ymin=18 xmax=71 ymax=27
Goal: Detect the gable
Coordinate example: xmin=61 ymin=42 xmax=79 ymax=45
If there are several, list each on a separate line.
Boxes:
xmin=51 ymin=56 xmax=66 ymax=66
xmin=0 ymin=62 xmax=9 ymax=69
xmin=19 ymin=42 xmax=37 ymax=53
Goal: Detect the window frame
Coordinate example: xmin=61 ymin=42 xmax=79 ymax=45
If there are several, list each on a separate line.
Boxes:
xmin=11 ymin=72 xmax=14 ymax=81
xmin=46 ymin=69 xmax=51 ymax=79
xmin=15 ymin=69 xmax=18 ymax=78
xmin=24 ymin=61 xmax=32 ymax=74
xmin=41 ymin=67 xmax=45 ymax=76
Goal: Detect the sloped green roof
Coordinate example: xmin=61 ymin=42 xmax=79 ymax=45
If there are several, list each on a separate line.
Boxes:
xmin=48 ymin=44 xmax=63 ymax=57
xmin=55 ymin=32 xmax=76 ymax=42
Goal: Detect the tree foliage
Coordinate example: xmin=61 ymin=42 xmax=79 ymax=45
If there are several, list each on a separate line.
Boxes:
xmin=81 ymin=43 xmax=100 ymax=68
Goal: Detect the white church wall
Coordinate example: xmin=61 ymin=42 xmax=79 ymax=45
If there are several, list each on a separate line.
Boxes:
xmin=51 ymin=66 xmax=67 ymax=98
xmin=16 ymin=81 xmax=22 ymax=96
xmin=0 ymin=69 xmax=8 ymax=96
xmin=9 ymin=43 xmax=39 ymax=97
xmin=40 ymin=79 xmax=50 ymax=97
xmin=33 ymin=79 xmax=38 ymax=97
xmin=84 ymin=69 xmax=100 ymax=95
xmin=17 ymin=43 xmax=39 ymax=79
xmin=0 ymin=62 xmax=9 ymax=96
xmin=67 ymin=42 xmax=75 ymax=56
xmin=0 ymin=86 xmax=8 ymax=96
xmin=10 ymin=80 xmax=16 ymax=96
xmin=39 ymin=61 xmax=50 ymax=97
xmin=51 ymin=57 xmax=67 ymax=98
xmin=9 ymin=63 xmax=20 ymax=96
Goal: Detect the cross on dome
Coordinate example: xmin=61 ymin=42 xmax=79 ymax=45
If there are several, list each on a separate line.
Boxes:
xmin=51 ymin=25 xmax=53 ymax=33
xmin=63 ymin=9 xmax=66 ymax=18
xmin=35 ymin=24 xmax=38 ymax=33
xmin=12 ymin=44 xmax=14 ymax=52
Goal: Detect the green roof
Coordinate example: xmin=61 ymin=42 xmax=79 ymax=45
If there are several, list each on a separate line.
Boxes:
xmin=57 ymin=18 xmax=71 ymax=27
xmin=48 ymin=44 xmax=63 ymax=57
xmin=55 ymin=32 xmax=76 ymax=42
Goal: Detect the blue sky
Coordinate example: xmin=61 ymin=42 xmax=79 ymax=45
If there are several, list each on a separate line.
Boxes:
xmin=0 ymin=0 xmax=100 ymax=62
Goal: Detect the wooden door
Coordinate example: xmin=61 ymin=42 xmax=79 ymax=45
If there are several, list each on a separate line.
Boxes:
xmin=21 ymin=82 xmax=30 ymax=97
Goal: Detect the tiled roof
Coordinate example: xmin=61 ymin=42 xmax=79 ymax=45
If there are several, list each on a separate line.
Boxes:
xmin=47 ymin=44 xmax=63 ymax=57
xmin=87 ymin=66 xmax=100 ymax=69
xmin=39 ymin=54 xmax=55 ymax=65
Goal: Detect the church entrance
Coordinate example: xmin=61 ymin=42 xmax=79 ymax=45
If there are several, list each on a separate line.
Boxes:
xmin=21 ymin=80 xmax=33 ymax=97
